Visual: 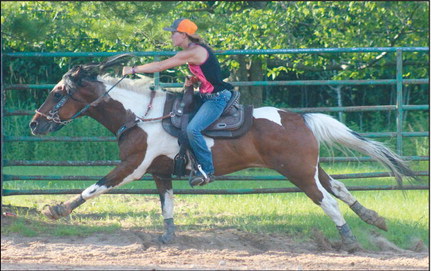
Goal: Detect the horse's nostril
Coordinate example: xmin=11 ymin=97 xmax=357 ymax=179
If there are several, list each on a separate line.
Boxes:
xmin=29 ymin=121 xmax=37 ymax=130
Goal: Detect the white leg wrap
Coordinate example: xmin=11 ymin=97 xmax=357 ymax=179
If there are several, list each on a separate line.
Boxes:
xmin=328 ymin=177 xmax=357 ymax=206
xmin=82 ymin=184 xmax=110 ymax=200
xmin=315 ymin=167 xmax=346 ymax=227
xmin=162 ymin=189 xmax=174 ymax=219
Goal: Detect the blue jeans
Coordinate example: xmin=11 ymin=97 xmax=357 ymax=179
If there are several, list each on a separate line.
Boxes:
xmin=186 ymin=89 xmax=232 ymax=175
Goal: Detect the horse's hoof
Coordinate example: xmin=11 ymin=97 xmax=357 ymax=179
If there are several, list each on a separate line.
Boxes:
xmin=374 ymin=216 xmax=388 ymax=231
xmin=159 ymin=233 xmax=176 ymax=244
xmin=342 ymin=240 xmax=363 ymax=253
xmin=350 ymin=202 xmax=388 ymax=231
xmin=42 ymin=204 xmax=70 ymax=220
xmin=362 ymin=208 xmax=388 ymax=231
xmin=42 ymin=205 xmax=59 ymax=220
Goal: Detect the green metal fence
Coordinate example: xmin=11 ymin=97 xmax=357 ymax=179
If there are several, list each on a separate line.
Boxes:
xmin=1 ymin=47 xmax=429 ymax=196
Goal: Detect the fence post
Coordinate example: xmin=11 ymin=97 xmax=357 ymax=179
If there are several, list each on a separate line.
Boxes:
xmin=396 ymin=49 xmax=403 ymax=155
xmin=1 ymin=50 xmax=4 ymax=211
xmin=154 ymin=55 xmax=160 ymax=89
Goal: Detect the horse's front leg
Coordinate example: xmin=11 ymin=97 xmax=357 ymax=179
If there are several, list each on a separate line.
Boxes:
xmin=42 ymin=159 xmax=143 ymax=220
xmin=153 ymin=174 xmax=175 ymax=244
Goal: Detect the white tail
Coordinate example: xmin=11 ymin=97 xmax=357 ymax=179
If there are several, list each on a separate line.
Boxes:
xmin=303 ymin=113 xmax=416 ymax=186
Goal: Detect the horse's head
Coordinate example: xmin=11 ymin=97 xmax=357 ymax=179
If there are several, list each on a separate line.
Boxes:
xmin=29 ymin=54 xmax=133 ymax=135
xmin=29 ymin=64 xmax=106 ymax=135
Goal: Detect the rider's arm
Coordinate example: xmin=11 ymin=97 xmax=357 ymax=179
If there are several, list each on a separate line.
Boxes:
xmin=123 ymin=49 xmax=195 ymax=75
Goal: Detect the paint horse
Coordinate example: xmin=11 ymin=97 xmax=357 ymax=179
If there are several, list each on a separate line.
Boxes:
xmin=29 ymin=55 xmax=416 ymax=252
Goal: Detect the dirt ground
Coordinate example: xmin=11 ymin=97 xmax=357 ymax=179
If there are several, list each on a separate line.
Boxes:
xmin=1 ymin=216 xmax=429 ymax=271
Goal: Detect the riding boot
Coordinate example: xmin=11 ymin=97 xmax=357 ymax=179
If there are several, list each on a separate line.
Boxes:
xmin=187 ymin=153 xmax=215 ymax=187
xmin=190 ymin=173 xmax=215 ymax=187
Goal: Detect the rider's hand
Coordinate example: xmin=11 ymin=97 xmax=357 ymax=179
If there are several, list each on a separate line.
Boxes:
xmin=122 ymin=66 xmax=135 ymax=76
xmin=184 ymin=77 xmax=193 ymax=87
xmin=184 ymin=76 xmax=199 ymax=87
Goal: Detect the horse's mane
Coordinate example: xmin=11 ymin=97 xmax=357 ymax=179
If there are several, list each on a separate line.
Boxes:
xmin=100 ymin=75 xmax=184 ymax=94
xmin=99 ymin=75 xmax=156 ymax=94
xmin=62 ymin=52 xmax=183 ymax=95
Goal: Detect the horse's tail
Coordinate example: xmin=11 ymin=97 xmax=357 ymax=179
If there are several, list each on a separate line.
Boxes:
xmin=303 ymin=113 xmax=417 ymax=186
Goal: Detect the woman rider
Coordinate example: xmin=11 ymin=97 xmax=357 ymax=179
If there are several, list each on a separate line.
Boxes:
xmin=122 ymin=18 xmax=233 ymax=186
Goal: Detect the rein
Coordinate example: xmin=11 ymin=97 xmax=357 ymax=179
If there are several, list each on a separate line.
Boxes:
xmin=35 ymin=75 xmax=173 ymax=125
xmin=138 ymin=89 xmax=174 ymax=121
xmin=70 ymin=75 xmax=128 ymax=119
xmin=114 ymin=88 xmax=174 ymax=139
xmin=35 ymin=75 xmax=128 ymax=125
xmin=36 ymin=75 xmax=175 ymax=138
xmin=138 ymin=112 xmax=175 ymax=122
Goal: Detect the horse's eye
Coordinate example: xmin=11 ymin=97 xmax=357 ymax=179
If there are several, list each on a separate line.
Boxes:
xmin=53 ymin=92 xmax=63 ymax=100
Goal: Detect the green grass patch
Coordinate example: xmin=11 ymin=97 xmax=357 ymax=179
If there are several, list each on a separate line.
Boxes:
xmin=2 ymin=164 xmax=429 ymax=251
xmin=2 ymin=209 xmax=121 ymax=238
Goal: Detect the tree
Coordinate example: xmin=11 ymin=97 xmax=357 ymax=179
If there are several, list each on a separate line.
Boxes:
xmin=1 ymin=1 xmax=429 ymax=109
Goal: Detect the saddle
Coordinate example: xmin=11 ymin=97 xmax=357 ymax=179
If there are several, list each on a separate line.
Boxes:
xmin=162 ymin=87 xmax=253 ymax=178
xmin=162 ymin=87 xmax=254 ymax=139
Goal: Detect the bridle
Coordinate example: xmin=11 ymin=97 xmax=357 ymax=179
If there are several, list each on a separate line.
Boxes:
xmin=35 ymin=75 xmax=174 ymax=127
xmin=35 ymin=75 xmax=128 ymax=126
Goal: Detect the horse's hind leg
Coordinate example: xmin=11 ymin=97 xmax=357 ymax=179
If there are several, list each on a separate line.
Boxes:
xmin=153 ymin=174 xmax=176 ymax=244
xmin=317 ymin=165 xmax=387 ymax=231
xmin=278 ymin=165 xmax=361 ymax=252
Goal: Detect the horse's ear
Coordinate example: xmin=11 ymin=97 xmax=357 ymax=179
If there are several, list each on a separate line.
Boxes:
xmin=100 ymin=54 xmax=134 ymax=72
xmin=68 ymin=65 xmax=95 ymax=86
xmin=71 ymin=65 xmax=82 ymax=78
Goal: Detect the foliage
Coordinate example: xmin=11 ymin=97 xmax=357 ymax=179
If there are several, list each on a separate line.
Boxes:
xmin=2 ymin=1 xmax=429 ymax=101
xmin=1 ymin=1 xmax=429 ymax=160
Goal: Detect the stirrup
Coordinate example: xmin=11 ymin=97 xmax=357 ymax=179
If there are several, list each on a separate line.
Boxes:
xmin=189 ymin=174 xmax=215 ymax=187
xmin=189 ymin=165 xmax=214 ymax=187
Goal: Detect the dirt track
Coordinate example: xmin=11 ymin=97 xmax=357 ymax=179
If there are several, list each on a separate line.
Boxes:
xmin=1 ymin=222 xmax=429 ymax=270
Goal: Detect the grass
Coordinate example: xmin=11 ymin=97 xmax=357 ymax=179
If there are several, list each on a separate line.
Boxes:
xmin=2 ymin=164 xmax=429 ymax=251
xmin=2 ymin=161 xmax=428 ymax=190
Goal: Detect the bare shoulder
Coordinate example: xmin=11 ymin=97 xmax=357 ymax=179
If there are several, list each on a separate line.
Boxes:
xmin=183 ymin=44 xmax=208 ymax=64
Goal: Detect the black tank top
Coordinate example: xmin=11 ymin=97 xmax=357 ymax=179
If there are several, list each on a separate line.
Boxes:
xmin=188 ymin=43 xmax=233 ymax=94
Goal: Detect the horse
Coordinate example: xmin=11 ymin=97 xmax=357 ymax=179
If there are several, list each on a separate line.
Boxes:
xmin=29 ymin=54 xmax=416 ymax=252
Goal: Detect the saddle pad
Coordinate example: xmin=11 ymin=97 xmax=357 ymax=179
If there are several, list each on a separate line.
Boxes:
xmin=170 ymin=97 xmax=244 ymax=131
xmin=162 ymin=92 xmax=253 ymax=139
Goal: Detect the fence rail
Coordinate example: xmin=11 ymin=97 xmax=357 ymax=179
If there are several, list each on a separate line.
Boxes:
xmin=3 ymin=171 xmax=429 ymax=181
xmin=2 ymin=47 xmax=429 ymax=196
xmin=4 ymin=185 xmax=429 ymax=197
